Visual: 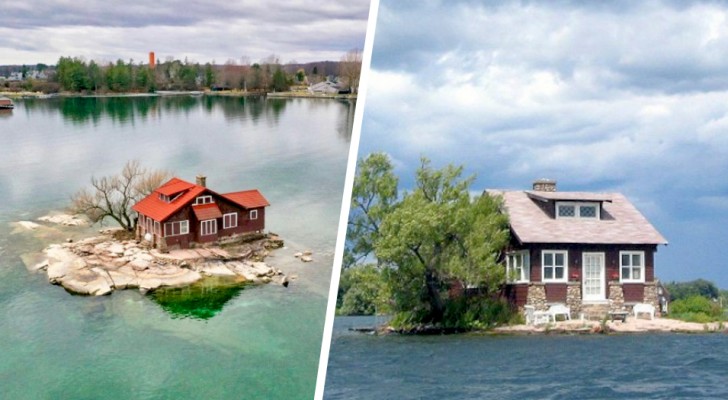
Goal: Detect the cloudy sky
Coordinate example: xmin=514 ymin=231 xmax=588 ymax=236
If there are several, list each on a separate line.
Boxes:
xmin=359 ymin=0 xmax=728 ymax=287
xmin=0 ymin=1 xmax=370 ymax=65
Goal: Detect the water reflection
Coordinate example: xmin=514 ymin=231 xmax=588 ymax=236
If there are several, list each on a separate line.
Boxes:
xmin=16 ymin=96 xmax=357 ymax=135
xmin=148 ymin=277 xmax=248 ymax=320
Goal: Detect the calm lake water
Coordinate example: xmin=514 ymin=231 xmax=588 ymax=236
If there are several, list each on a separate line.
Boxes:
xmin=0 ymin=95 xmax=354 ymax=399
xmin=325 ymin=316 xmax=728 ymax=399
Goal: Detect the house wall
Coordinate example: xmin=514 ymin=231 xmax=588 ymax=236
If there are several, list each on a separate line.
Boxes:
xmin=160 ymin=193 xmax=266 ymax=249
xmin=506 ymin=243 xmax=658 ymax=306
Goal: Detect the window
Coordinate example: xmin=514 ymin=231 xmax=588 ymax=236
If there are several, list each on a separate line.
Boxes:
xmin=542 ymin=250 xmax=567 ymax=282
xmin=164 ymin=220 xmax=189 ymax=237
xmin=250 ymin=209 xmax=258 ymax=220
xmin=201 ymin=219 xmax=217 ymax=236
xmin=223 ymin=212 xmax=238 ymax=229
xmin=158 ymin=193 xmax=170 ymax=203
xmin=620 ymin=251 xmax=645 ymax=283
xmin=556 ymin=202 xmax=600 ymax=219
xmin=506 ymin=251 xmax=530 ymax=283
xmin=194 ymin=195 xmax=214 ymax=205
xmin=155 ymin=221 xmax=161 ymax=235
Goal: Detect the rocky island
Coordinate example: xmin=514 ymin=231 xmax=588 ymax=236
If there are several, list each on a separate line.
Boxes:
xmin=15 ymin=213 xmax=312 ymax=296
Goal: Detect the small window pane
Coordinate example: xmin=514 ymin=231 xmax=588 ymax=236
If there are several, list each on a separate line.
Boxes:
xmin=632 ymin=267 xmax=641 ymax=280
xmin=632 ymin=254 xmax=641 ymax=266
xmin=555 ymin=267 xmax=564 ymax=279
xmin=544 ymin=268 xmax=553 ymax=279
xmin=622 ymin=254 xmax=630 ymax=266
xmin=622 ymin=267 xmax=630 ymax=279
xmin=580 ymin=205 xmax=596 ymax=217
xmin=544 ymin=253 xmax=553 ymax=266
xmin=558 ymin=205 xmax=575 ymax=217
xmin=555 ymin=253 xmax=564 ymax=266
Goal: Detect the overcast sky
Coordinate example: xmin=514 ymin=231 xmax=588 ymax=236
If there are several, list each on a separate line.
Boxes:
xmin=0 ymin=1 xmax=370 ymax=65
xmin=359 ymin=0 xmax=728 ymax=287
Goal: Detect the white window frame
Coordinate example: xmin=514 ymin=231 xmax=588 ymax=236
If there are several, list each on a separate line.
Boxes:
xmin=542 ymin=250 xmax=568 ymax=283
xmin=194 ymin=195 xmax=214 ymax=205
xmin=250 ymin=209 xmax=258 ymax=220
xmin=223 ymin=212 xmax=238 ymax=229
xmin=506 ymin=250 xmax=530 ymax=283
xmin=555 ymin=201 xmax=600 ymax=220
xmin=620 ymin=251 xmax=645 ymax=283
xmin=155 ymin=221 xmax=161 ymax=235
xmin=201 ymin=219 xmax=217 ymax=236
xmin=164 ymin=220 xmax=189 ymax=237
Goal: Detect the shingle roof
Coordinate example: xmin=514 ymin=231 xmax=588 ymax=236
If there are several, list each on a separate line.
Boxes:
xmin=192 ymin=203 xmax=223 ymax=221
xmin=132 ymin=178 xmax=206 ymax=222
xmin=487 ymin=190 xmax=667 ymax=245
xmin=132 ymin=177 xmax=268 ymax=222
xmin=222 ymin=190 xmax=270 ymax=209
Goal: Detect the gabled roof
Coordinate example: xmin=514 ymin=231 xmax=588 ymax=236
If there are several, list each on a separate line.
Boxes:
xmin=192 ymin=203 xmax=223 ymax=220
xmin=132 ymin=177 xmax=268 ymax=222
xmin=222 ymin=190 xmax=270 ymax=209
xmin=487 ymin=189 xmax=667 ymax=245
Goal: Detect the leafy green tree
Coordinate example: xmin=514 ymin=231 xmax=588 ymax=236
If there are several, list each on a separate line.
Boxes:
xmin=343 ymin=154 xmax=511 ymax=328
xmin=271 ymin=67 xmax=289 ymax=92
xmin=345 ymin=153 xmax=398 ymax=268
xmin=376 ymin=158 xmax=510 ymax=325
xmin=204 ymin=63 xmax=215 ymax=88
xmin=337 ymin=265 xmax=387 ymax=315
xmin=666 ymin=279 xmax=721 ymax=301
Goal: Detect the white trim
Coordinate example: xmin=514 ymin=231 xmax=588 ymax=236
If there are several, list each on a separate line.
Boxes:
xmin=201 ymin=219 xmax=217 ymax=236
xmin=506 ymin=250 xmax=530 ymax=283
xmin=223 ymin=212 xmax=238 ymax=229
xmin=250 ymin=209 xmax=258 ymax=220
xmin=194 ymin=195 xmax=214 ymax=205
xmin=155 ymin=221 xmax=161 ymax=235
xmin=164 ymin=220 xmax=189 ymax=237
xmin=555 ymin=201 xmax=600 ymax=219
xmin=620 ymin=251 xmax=645 ymax=283
xmin=582 ymin=252 xmax=606 ymax=301
xmin=542 ymin=250 xmax=568 ymax=283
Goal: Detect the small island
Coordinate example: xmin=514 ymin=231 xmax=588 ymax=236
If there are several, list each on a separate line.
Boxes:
xmin=17 ymin=162 xmax=315 ymax=297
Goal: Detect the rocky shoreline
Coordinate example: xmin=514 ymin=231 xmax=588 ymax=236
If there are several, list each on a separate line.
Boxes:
xmin=15 ymin=213 xmax=306 ymax=296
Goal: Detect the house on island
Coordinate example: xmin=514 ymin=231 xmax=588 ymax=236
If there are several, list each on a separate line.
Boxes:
xmin=487 ymin=179 xmax=668 ymax=318
xmin=132 ymin=176 xmax=269 ymax=251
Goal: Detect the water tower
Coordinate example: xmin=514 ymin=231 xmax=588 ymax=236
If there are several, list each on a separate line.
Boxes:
xmin=149 ymin=51 xmax=155 ymax=69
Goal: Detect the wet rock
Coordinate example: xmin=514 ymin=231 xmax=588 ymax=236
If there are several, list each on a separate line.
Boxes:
xmin=37 ymin=213 xmax=88 ymax=226
xmin=17 ymin=221 xmax=41 ymax=230
xmin=300 ymin=256 xmax=313 ymax=263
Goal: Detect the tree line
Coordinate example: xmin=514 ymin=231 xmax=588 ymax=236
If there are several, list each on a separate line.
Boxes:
xmin=42 ymin=49 xmax=362 ymax=95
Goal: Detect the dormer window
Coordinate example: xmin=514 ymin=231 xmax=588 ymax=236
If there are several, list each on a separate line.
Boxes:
xmin=556 ymin=201 xmax=599 ymax=219
xmin=158 ymin=193 xmax=170 ymax=203
xmin=194 ymin=195 xmax=214 ymax=205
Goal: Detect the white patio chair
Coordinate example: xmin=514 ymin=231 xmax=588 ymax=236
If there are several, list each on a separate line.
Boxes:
xmin=524 ymin=305 xmax=552 ymax=325
xmin=548 ymin=303 xmax=571 ymax=321
xmin=632 ymin=303 xmax=655 ymax=320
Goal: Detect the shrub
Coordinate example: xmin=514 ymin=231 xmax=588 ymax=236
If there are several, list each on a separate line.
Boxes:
xmin=669 ymin=295 xmax=723 ymax=322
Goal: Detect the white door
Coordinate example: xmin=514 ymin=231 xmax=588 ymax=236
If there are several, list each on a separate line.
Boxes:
xmin=582 ymin=252 xmax=605 ymax=301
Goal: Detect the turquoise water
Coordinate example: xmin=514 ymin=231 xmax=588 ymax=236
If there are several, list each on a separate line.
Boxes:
xmin=324 ymin=316 xmax=728 ymax=399
xmin=0 ymin=96 xmax=354 ymax=399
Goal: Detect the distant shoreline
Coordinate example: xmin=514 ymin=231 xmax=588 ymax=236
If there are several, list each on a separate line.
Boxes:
xmin=0 ymin=89 xmax=356 ymax=100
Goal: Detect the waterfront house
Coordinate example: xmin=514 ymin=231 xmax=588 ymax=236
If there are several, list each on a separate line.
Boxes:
xmin=132 ymin=176 xmax=269 ymax=250
xmin=487 ymin=179 xmax=667 ymax=317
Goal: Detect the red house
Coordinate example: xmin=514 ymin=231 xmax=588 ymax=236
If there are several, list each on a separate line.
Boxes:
xmin=132 ymin=175 xmax=269 ymax=250
xmin=488 ymin=179 xmax=667 ymax=317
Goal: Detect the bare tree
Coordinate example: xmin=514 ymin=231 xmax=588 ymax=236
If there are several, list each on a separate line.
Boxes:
xmin=339 ymin=48 xmax=363 ymax=93
xmin=70 ymin=160 xmax=171 ymax=231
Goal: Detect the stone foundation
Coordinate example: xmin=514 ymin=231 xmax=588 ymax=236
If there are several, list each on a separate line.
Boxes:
xmin=643 ymin=281 xmax=659 ymax=315
xmin=566 ymin=282 xmax=582 ymax=314
xmin=608 ymin=281 xmax=624 ymax=311
xmin=526 ymin=283 xmax=547 ymax=311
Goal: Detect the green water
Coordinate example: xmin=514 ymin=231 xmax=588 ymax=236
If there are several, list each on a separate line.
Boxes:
xmin=0 ymin=95 xmax=354 ymax=399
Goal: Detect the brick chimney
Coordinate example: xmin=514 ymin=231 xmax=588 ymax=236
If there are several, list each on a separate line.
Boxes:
xmin=196 ymin=174 xmax=207 ymax=187
xmin=533 ymin=178 xmax=556 ymax=192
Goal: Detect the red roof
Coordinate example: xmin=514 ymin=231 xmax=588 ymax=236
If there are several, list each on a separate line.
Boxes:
xmin=132 ymin=177 xmax=268 ymax=222
xmin=192 ymin=203 xmax=223 ymax=220
xmin=222 ymin=190 xmax=270 ymax=209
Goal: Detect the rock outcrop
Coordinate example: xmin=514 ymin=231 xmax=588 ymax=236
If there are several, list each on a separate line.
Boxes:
xmin=32 ymin=234 xmax=288 ymax=296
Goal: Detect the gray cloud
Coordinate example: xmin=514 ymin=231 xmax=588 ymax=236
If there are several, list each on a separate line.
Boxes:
xmin=0 ymin=1 xmax=369 ymax=64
